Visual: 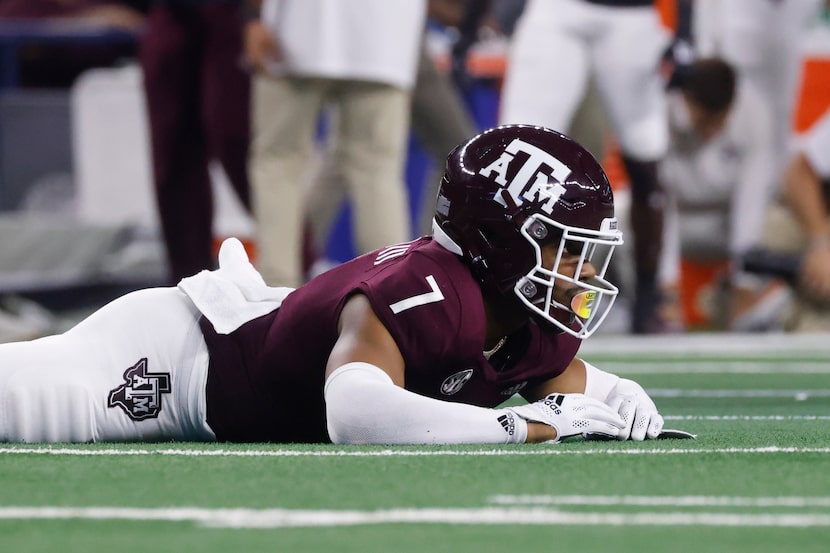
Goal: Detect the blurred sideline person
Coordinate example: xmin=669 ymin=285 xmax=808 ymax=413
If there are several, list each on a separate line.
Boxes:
xmin=693 ymin=0 xmax=824 ymax=180
xmin=0 ymin=0 xmax=144 ymax=87
xmin=660 ymin=58 xmax=785 ymax=331
xmin=244 ymin=0 xmax=427 ymax=287
xmin=0 ymin=125 xmax=665 ymax=445
xmin=140 ymin=0 xmax=252 ymax=284
xmin=305 ymin=0 xmax=479 ymax=265
xmin=499 ymin=0 xmax=671 ymax=334
xmin=760 ymin=108 xmax=830 ymax=332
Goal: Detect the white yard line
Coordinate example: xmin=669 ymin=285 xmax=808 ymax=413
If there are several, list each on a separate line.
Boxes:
xmin=648 ymin=389 xmax=830 ymax=398
xmin=488 ymin=495 xmax=830 ymax=508
xmin=0 ymin=506 xmax=829 ymax=528
xmin=581 ymin=333 xmax=830 ymax=357
xmin=664 ymin=415 xmax=830 ymax=421
xmin=0 ymin=446 xmax=829 ymax=458
xmin=594 ymin=362 xmax=830 ymax=374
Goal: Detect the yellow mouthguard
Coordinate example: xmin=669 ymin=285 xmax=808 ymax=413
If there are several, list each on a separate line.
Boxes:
xmin=570 ymin=290 xmax=597 ymax=319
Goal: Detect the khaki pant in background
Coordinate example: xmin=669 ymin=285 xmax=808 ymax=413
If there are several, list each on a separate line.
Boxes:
xmin=306 ymin=41 xmax=478 ymax=247
xmin=762 ymin=202 xmax=830 ymax=332
xmin=250 ymin=74 xmax=411 ymax=287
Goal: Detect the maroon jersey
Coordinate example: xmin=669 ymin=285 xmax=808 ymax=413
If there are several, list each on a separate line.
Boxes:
xmin=201 ymin=238 xmax=581 ymax=442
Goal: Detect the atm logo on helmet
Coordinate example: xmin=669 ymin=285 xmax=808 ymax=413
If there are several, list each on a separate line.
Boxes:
xmin=478 ymin=138 xmax=571 ymax=215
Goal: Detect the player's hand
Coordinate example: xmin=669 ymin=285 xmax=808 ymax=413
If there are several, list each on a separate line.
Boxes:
xmin=800 ymin=241 xmax=830 ymax=304
xmin=244 ymin=20 xmax=281 ymax=72
xmin=507 ymin=393 xmax=625 ymax=443
xmin=607 ymin=379 xmax=664 ymax=441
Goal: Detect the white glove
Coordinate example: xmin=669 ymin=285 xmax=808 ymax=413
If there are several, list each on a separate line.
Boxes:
xmin=607 ymin=379 xmax=664 ymax=441
xmin=507 ymin=393 xmax=625 ymax=443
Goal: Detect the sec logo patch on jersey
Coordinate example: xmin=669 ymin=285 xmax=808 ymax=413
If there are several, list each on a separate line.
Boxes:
xmin=440 ymin=368 xmax=474 ymax=395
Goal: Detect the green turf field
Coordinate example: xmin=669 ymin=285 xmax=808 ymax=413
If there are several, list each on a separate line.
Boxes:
xmin=1 ymin=333 xmax=828 ymax=552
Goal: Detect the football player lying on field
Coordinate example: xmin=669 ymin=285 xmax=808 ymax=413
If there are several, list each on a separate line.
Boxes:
xmin=0 ymin=125 xmax=684 ymax=444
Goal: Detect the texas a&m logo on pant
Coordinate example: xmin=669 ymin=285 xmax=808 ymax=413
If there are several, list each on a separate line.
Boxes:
xmin=108 ymin=358 xmax=172 ymax=421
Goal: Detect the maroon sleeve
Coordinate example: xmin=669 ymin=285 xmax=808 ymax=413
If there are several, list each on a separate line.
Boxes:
xmin=358 ymin=245 xmax=488 ymax=370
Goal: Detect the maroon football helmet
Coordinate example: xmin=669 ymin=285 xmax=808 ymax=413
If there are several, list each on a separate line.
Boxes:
xmin=432 ymin=124 xmax=623 ymax=338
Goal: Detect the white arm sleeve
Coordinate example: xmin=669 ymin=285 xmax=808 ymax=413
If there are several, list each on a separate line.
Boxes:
xmin=324 ymin=362 xmax=528 ymax=445
xmin=582 ymin=359 xmax=620 ymax=402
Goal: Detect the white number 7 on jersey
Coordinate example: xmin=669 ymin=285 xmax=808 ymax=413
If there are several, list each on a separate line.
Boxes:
xmin=389 ymin=275 xmax=445 ymax=314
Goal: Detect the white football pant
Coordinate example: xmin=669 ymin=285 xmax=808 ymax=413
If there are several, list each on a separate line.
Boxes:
xmin=0 ymin=288 xmax=214 ymax=443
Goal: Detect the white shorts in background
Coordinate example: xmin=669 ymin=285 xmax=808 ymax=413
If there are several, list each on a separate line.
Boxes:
xmin=0 ymin=287 xmax=214 ymax=443
xmin=500 ymin=0 xmax=670 ymax=160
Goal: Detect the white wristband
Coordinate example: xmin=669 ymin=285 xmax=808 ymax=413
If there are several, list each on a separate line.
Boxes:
xmin=582 ymin=360 xmax=620 ymax=402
